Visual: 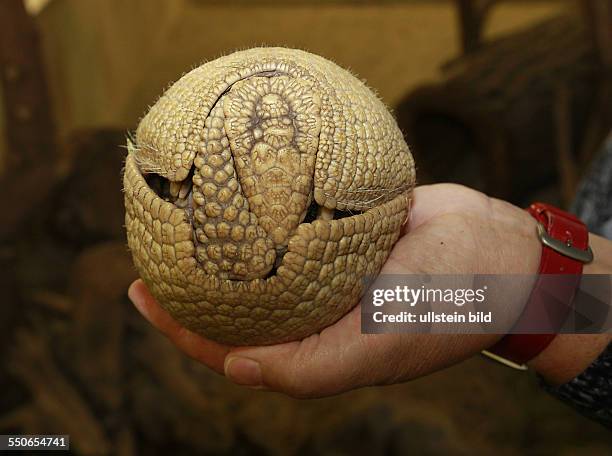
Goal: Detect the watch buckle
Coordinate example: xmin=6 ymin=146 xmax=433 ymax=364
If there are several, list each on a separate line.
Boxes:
xmin=481 ymin=349 xmax=528 ymax=371
xmin=536 ymin=222 xmax=594 ymax=264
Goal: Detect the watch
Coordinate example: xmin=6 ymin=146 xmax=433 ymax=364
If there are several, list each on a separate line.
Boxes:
xmin=482 ymin=202 xmax=594 ymax=370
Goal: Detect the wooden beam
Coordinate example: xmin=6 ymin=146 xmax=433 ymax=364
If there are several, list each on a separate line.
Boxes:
xmin=0 ymin=0 xmax=59 ymax=240
xmin=581 ymin=0 xmax=612 ymax=69
xmin=455 ymin=0 xmax=498 ymax=54
xmin=0 ymin=0 xmax=57 ymax=168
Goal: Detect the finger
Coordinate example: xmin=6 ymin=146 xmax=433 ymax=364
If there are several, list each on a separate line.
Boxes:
xmin=223 ymin=306 xmax=391 ymax=398
xmin=406 ymin=185 xmax=440 ymax=232
xmin=406 ymin=184 xmax=487 ymax=232
xmin=128 ymin=279 xmax=230 ymax=374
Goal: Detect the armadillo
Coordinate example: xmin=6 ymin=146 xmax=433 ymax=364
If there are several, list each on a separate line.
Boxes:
xmin=124 ymin=47 xmax=415 ymax=345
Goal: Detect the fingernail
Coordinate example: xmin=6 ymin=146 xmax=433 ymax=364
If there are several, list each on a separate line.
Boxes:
xmin=224 ymin=356 xmax=263 ymax=387
xmin=128 ymin=283 xmax=145 ymax=313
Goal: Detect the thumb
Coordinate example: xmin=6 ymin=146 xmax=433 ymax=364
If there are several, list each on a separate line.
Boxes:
xmin=223 ymin=309 xmax=385 ymax=398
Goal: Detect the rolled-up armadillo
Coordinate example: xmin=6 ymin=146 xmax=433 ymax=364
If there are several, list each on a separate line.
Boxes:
xmin=124 ymin=47 xmax=415 ymax=345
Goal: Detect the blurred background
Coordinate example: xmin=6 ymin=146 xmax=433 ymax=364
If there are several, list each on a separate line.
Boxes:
xmin=1 ymin=0 xmax=611 ymax=454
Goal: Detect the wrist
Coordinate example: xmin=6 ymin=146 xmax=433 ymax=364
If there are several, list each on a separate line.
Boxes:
xmin=485 ymin=199 xmax=541 ymax=333
xmin=528 ymin=333 xmax=612 ymax=385
xmin=484 ymin=202 xmax=595 ymax=370
xmin=488 ymin=197 xmax=542 ymax=275
xmin=584 ymin=233 xmax=612 ymax=274
xmin=529 ymin=233 xmax=612 ymax=384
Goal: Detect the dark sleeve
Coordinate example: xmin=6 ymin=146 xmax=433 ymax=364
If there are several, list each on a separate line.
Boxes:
xmin=541 ymin=133 xmax=612 ymax=429
xmin=540 ymin=343 xmax=612 ymax=429
xmin=571 ymin=133 xmax=612 ymax=238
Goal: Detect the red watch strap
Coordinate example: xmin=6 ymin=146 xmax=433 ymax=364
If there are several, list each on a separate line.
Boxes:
xmin=487 ymin=203 xmax=589 ymax=366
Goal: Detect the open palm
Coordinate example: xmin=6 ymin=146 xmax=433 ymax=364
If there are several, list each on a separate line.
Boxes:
xmin=129 ymin=184 xmax=540 ymax=397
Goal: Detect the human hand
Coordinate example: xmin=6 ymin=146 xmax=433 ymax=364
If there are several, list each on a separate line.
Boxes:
xmin=128 ymin=183 xmax=542 ymax=398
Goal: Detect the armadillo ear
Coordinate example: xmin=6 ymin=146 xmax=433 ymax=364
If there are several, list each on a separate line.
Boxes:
xmin=133 ymin=47 xmax=322 ymax=185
